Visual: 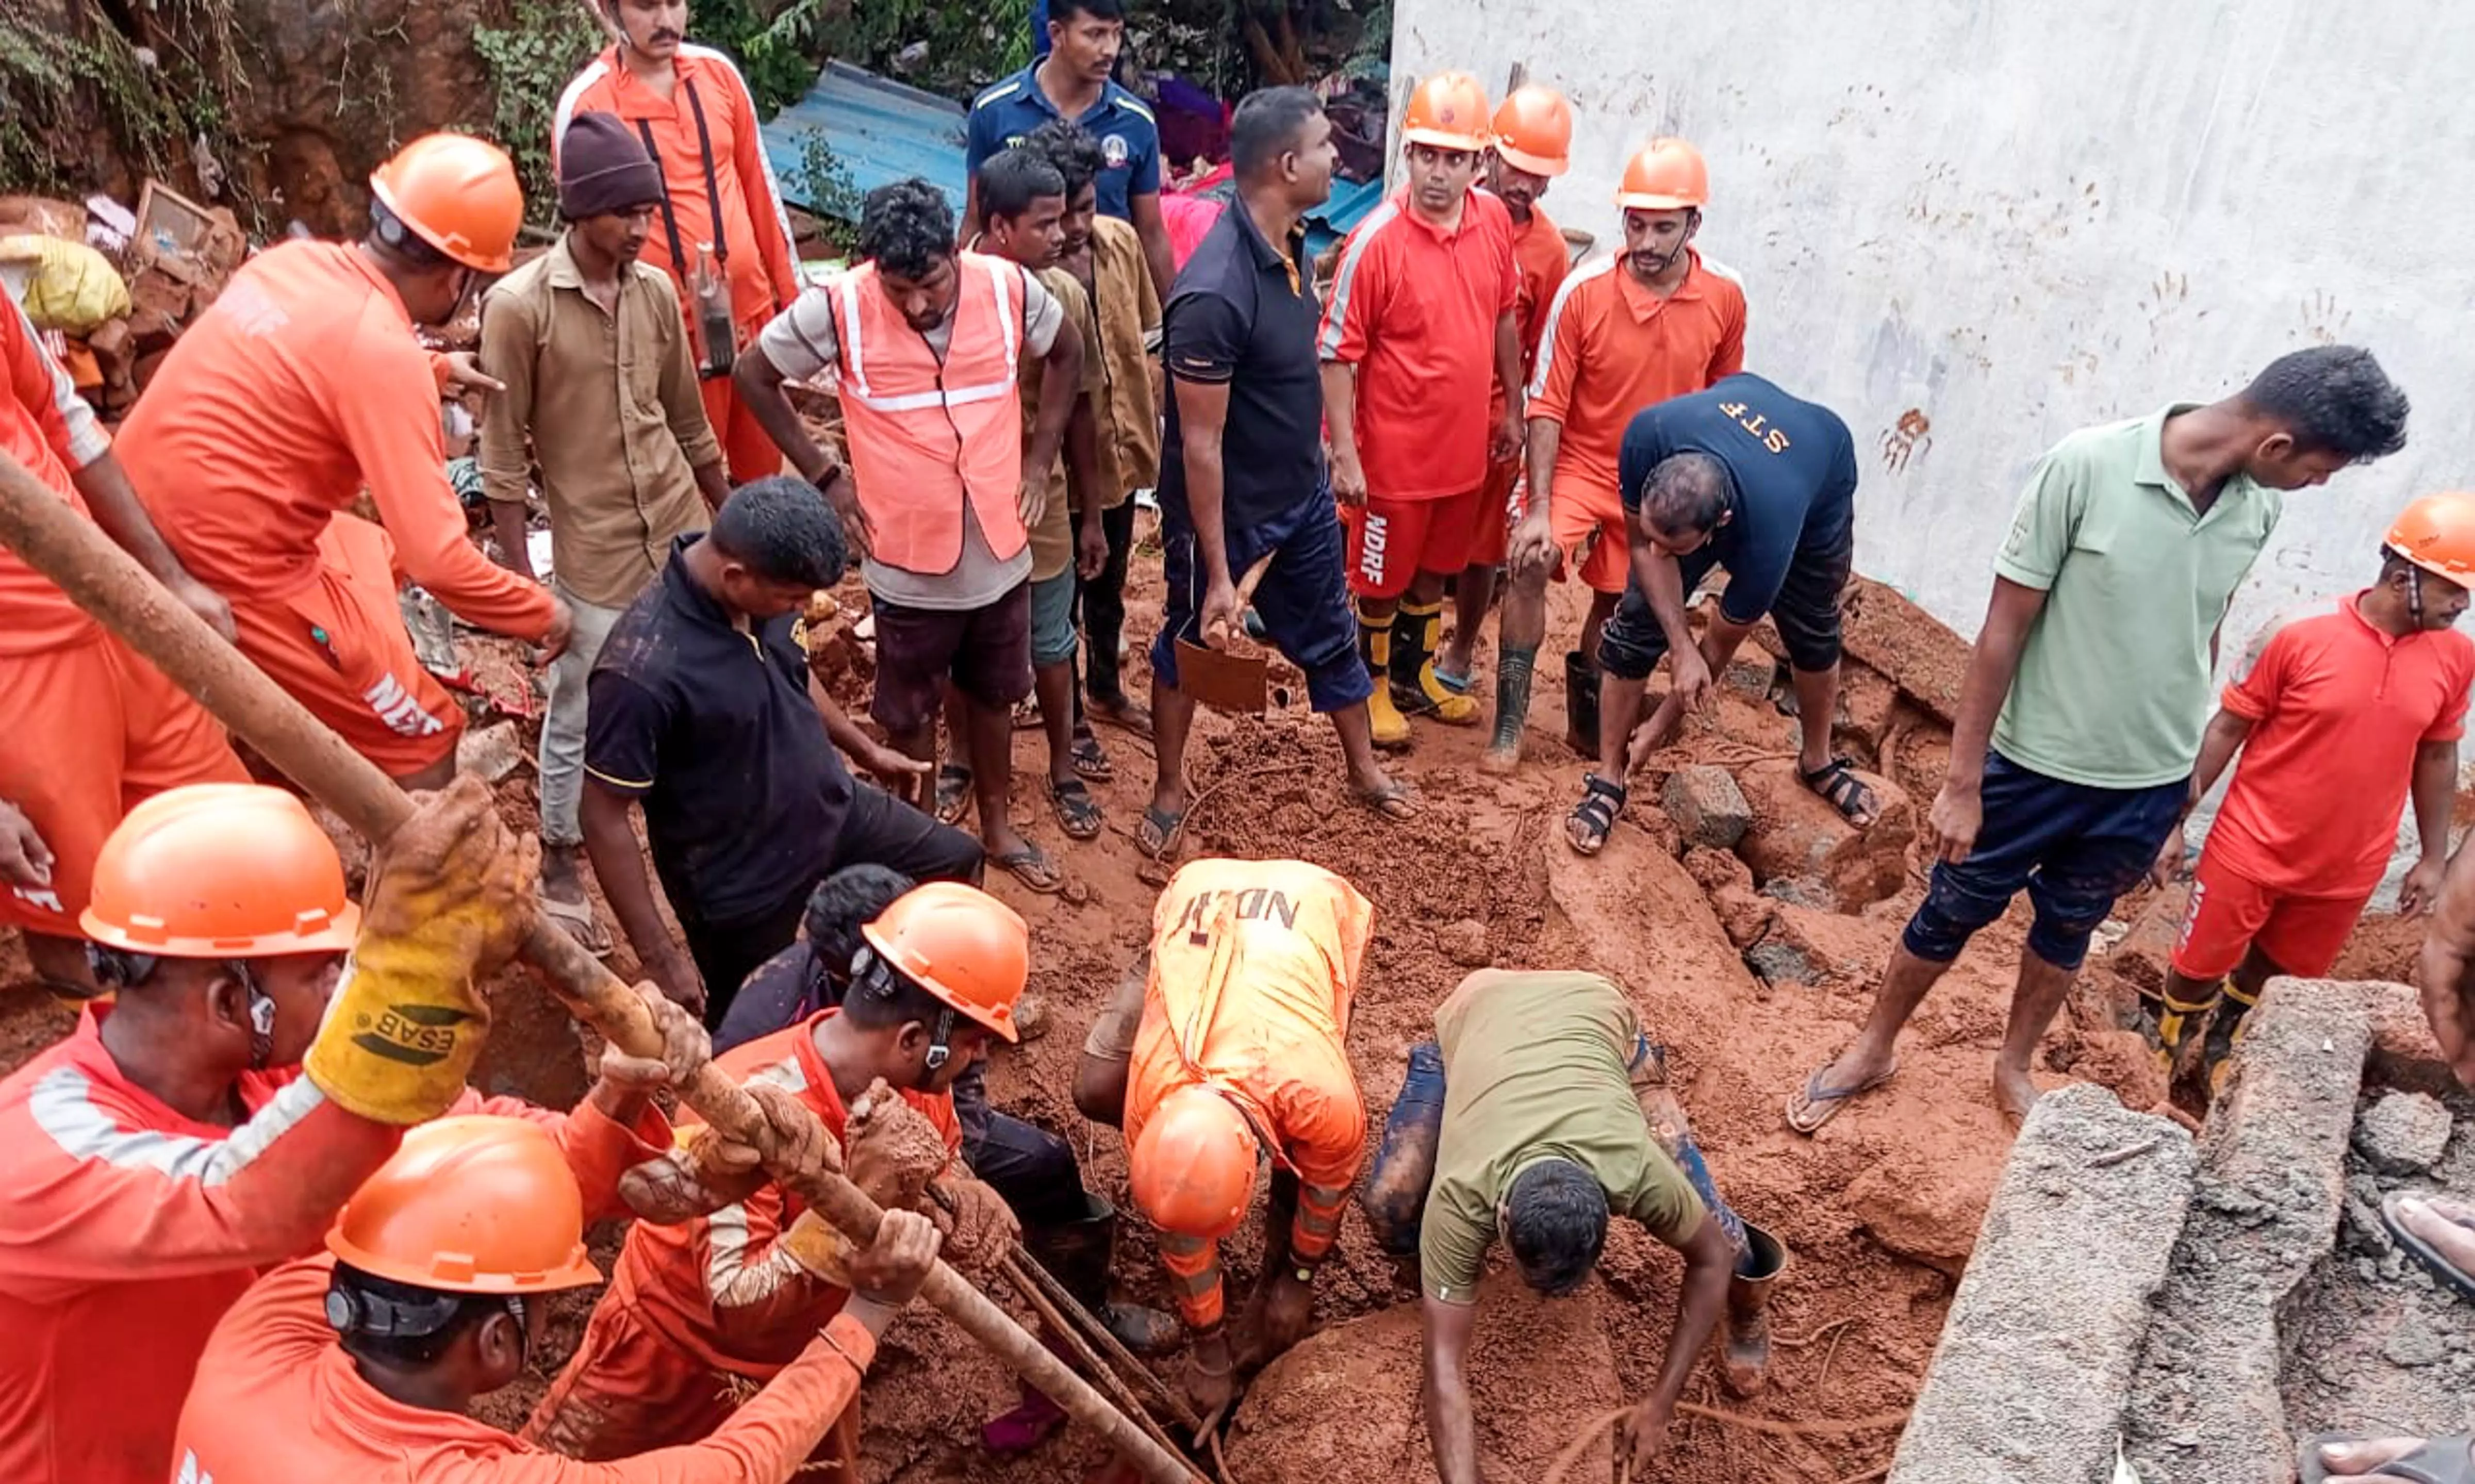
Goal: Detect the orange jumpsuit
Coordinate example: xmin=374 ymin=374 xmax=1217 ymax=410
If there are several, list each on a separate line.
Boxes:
xmin=527 ymin=1011 xmax=960 ymax=1463
xmin=114 ymin=241 xmax=561 ymax=778
xmin=0 ymin=300 xmax=243 ymax=939
xmin=555 ymin=44 xmax=801 ymax=484
xmin=0 ymin=1007 xmax=664 ymax=1484
xmin=1127 ymin=859 xmax=1374 ymax=1328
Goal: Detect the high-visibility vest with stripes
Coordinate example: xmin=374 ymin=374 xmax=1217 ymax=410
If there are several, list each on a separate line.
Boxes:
xmin=827 ymin=253 xmax=1029 ymax=574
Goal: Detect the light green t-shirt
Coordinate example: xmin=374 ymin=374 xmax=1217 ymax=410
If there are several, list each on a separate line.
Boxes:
xmin=1418 ymin=969 xmax=1705 ymax=1304
xmin=1989 ymin=407 xmax=2283 ymax=788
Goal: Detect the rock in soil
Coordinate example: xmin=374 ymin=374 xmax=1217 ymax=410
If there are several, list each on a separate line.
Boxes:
xmin=2354 ymin=1092 xmax=2454 ymax=1174
xmin=1226 ymin=1273 xmax=1619 ymax=1483
xmin=1732 ymin=758 xmax=1913 ymax=909
xmin=1437 ymin=918 xmax=1491 ymax=968
xmin=1663 ymin=764 xmax=1752 ymax=850
xmin=1846 ymin=1146 xmax=1999 ymax=1277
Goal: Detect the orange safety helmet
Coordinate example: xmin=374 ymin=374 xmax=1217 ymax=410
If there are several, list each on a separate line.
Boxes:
xmin=1615 ymin=136 xmax=1710 ymax=211
xmin=859 ymin=882 xmax=1029 ymax=1045
xmin=1401 ymin=71 xmax=1493 ymax=154
xmin=2385 ymin=492 xmax=2475 ymax=585
xmin=1491 ymin=84 xmax=1573 ymax=177
xmin=1130 ymin=1086 xmax=1260 ymax=1240
xmin=368 ymin=134 xmax=524 ymax=274
xmin=79 ymin=784 xmax=361 ymax=958
xmin=326 ymin=1116 xmax=602 ymax=1293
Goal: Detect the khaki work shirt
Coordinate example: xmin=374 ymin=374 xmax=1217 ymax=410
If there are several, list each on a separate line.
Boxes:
xmin=1017 ymin=265 xmax=1104 ymax=581
xmin=478 ymin=236 xmax=723 ymax=608
xmin=1083 ymin=215 xmax=1162 ymax=503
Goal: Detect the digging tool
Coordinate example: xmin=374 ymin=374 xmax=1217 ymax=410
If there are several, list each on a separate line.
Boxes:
xmin=1174 ymin=551 xmax=1278 ymax=713
xmin=0 ymin=453 xmax=1204 ymax=1484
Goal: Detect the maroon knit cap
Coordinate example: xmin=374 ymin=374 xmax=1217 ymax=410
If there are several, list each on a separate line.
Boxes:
xmin=558 ymin=112 xmax=666 ymax=220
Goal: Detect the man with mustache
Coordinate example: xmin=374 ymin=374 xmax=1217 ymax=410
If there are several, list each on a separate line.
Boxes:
xmin=557 ymin=0 xmax=804 ymax=484
xmin=1491 ymin=137 xmax=1746 ymax=770
xmin=480 ymin=113 xmax=733 ymax=958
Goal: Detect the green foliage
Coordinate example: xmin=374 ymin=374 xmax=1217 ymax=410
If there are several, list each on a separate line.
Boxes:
xmin=0 ymin=8 xmax=184 ymax=193
xmin=732 ymin=0 xmax=1032 ymax=108
xmin=472 ymin=0 xmax=603 ymax=226
xmin=791 ymin=130 xmax=860 ymax=250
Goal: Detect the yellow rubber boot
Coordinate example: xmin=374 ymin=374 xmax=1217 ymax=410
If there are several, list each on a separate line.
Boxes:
xmin=2137 ymin=985 xmax=2218 ymax=1078
xmin=1392 ymin=599 xmax=1480 ymax=725
xmin=2202 ymin=982 xmax=2260 ymax=1096
xmin=1358 ymin=600 xmax=1413 ymax=749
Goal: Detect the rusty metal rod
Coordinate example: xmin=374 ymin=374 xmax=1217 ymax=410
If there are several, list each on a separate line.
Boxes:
xmin=0 ymin=454 xmax=1201 ymax=1484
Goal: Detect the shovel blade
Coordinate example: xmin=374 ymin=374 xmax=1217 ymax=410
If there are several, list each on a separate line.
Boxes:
xmin=1174 ymin=638 xmax=1269 ymax=713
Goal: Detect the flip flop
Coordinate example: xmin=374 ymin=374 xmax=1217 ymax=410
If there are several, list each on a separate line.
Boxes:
xmin=1433 ymin=658 xmax=1480 ymax=695
xmin=1352 ymin=778 xmax=1421 ymax=821
xmin=2384 ymin=1192 xmax=2475 ymax=1303
xmin=1050 ymin=778 xmax=1105 ymax=840
xmin=933 ymin=763 xmax=974 ymax=825
xmin=1070 ymin=731 xmax=1113 ymax=781
xmin=1784 ymin=1056 xmax=1900 ymax=1134
xmin=2302 ymin=1432 xmax=2475 ymax=1484
xmin=541 ymin=893 xmax=614 ymax=957
xmin=994 ymin=842 xmax=1065 ymax=895
xmin=1136 ymin=802 xmax=1185 ymax=862
xmin=1087 ymin=693 xmax=1152 ymax=733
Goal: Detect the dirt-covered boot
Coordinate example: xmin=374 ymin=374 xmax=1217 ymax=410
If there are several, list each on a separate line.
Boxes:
xmin=1481 ymin=645 xmax=1537 ymax=773
xmin=2200 ymin=982 xmax=2259 ymax=1099
xmin=1721 ymin=1221 xmax=1790 ymax=1397
xmin=2136 ymin=985 xmax=2218 ymax=1078
xmin=1563 ymin=649 xmax=1602 ymax=759
xmin=1358 ymin=599 xmax=1412 ymax=749
xmin=1390 ymin=599 xmax=1480 ymax=725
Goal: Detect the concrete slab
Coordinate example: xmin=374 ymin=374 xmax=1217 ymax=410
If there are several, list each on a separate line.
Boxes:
xmin=1887 ymin=1084 xmax=2197 ymax=1484
xmin=2122 ymin=979 xmax=2377 ymax=1484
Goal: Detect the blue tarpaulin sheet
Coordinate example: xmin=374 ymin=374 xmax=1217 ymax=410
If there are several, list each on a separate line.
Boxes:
xmin=761 ymin=60 xmax=970 ymax=218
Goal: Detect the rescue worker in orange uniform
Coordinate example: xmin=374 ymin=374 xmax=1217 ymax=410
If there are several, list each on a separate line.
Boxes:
xmin=0 ymin=778 xmax=700 ymax=1484
xmin=1441 ymin=84 xmax=1575 ymax=746
xmin=1074 ymin=857 xmax=1376 ymax=1413
xmin=0 ymin=293 xmax=248 ymax=998
xmin=1322 ymin=71 xmax=1524 ymax=749
xmin=1494 ymin=136 xmax=1747 ymax=768
xmin=114 ymin=136 xmax=569 ymax=789
xmin=526 ymin=882 xmax=1028 ymax=1466
xmin=171 ymin=1116 xmax=944 ymax=1483
xmin=557 ymin=0 xmax=803 ymax=483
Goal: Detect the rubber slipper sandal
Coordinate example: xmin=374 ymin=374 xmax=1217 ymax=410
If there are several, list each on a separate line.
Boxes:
xmin=1087 ymin=694 xmax=1152 ymax=733
xmin=1070 ymin=732 xmax=1114 ymax=781
xmin=1565 ymin=772 xmax=1627 ymax=857
xmin=2303 ymin=1432 xmax=2475 ymax=1484
xmin=994 ymin=842 xmax=1065 ymax=895
xmin=933 ymin=763 xmax=974 ymax=825
xmin=1350 ymin=778 xmax=1421 ymax=821
xmin=1785 ymin=1057 xmax=1900 ymax=1135
xmin=1433 ymin=659 xmax=1480 ymax=695
xmin=1136 ymin=803 xmax=1185 ymax=862
xmin=2384 ymin=1192 xmax=2475 ymax=1302
xmin=1801 ymin=756 xmax=1880 ymax=828
xmin=1012 ymin=698 xmax=1044 ymax=731
xmin=1050 ymin=778 xmax=1105 ymax=841
xmin=542 ymin=894 xmax=614 ymax=957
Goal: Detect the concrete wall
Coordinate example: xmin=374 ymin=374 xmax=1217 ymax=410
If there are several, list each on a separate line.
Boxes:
xmin=1392 ymin=0 xmax=2475 ymax=868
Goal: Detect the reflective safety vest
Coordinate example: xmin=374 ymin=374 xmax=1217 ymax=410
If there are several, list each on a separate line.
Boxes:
xmin=828 ymin=253 xmax=1030 ymax=574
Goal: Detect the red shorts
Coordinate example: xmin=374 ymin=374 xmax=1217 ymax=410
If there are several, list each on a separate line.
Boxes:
xmin=237 ymin=516 xmax=464 ymax=779
xmin=1463 ymin=456 xmax=1523 ymax=569
xmin=1545 ymin=471 xmax=1630 ymax=593
xmin=0 ymin=631 xmax=246 ymax=935
xmin=2169 ymin=850 xmax=2370 ymax=981
xmin=1342 ymin=486 xmax=1489 ymax=600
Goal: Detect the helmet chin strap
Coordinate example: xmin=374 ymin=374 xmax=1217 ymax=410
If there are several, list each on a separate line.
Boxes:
xmin=1631 ymin=208 xmax=1700 ymax=277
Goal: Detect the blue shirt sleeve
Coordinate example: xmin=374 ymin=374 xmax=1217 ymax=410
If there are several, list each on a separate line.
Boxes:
xmin=965 ymin=101 xmax=999 ymax=177
xmin=1128 ymin=114 xmax=1162 ymax=196
xmin=1618 ymin=407 xmax=1668 ymax=514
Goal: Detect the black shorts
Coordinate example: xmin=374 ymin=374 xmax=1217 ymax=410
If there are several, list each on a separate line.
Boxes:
xmin=1598 ymin=526 xmax=1854 ymax=680
xmin=869 ymin=582 xmax=1035 ymax=735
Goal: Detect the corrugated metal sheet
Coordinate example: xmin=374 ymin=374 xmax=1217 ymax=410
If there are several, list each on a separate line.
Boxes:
xmin=761 ymin=60 xmax=969 ymax=218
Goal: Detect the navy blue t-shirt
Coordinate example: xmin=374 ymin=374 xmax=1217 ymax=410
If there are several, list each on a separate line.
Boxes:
xmin=1618 ymin=373 xmax=1858 ymax=625
xmin=967 ymin=65 xmax=1161 ymax=221
xmin=1157 ymin=202 xmax=1326 ymax=533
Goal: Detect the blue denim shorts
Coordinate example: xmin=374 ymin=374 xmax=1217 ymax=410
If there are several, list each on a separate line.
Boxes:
xmin=1902 ymin=750 xmax=2187 ymax=971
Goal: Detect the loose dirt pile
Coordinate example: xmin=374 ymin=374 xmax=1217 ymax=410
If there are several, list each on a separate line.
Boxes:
xmin=0 ymin=541 xmax=2447 ymax=1483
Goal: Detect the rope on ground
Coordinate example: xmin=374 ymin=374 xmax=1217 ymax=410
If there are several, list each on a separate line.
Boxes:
xmin=1827 ymin=1463 xmax=1892 ymax=1484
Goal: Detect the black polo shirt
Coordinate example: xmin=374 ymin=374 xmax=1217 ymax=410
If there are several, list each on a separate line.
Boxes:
xmin=585 ymin=535 xmax=853 ymax=928
xmin=1158 ymin=200 xmax=1326 ymax=531
xmin=1618 ymin=373 xmax=1859 ymax=625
